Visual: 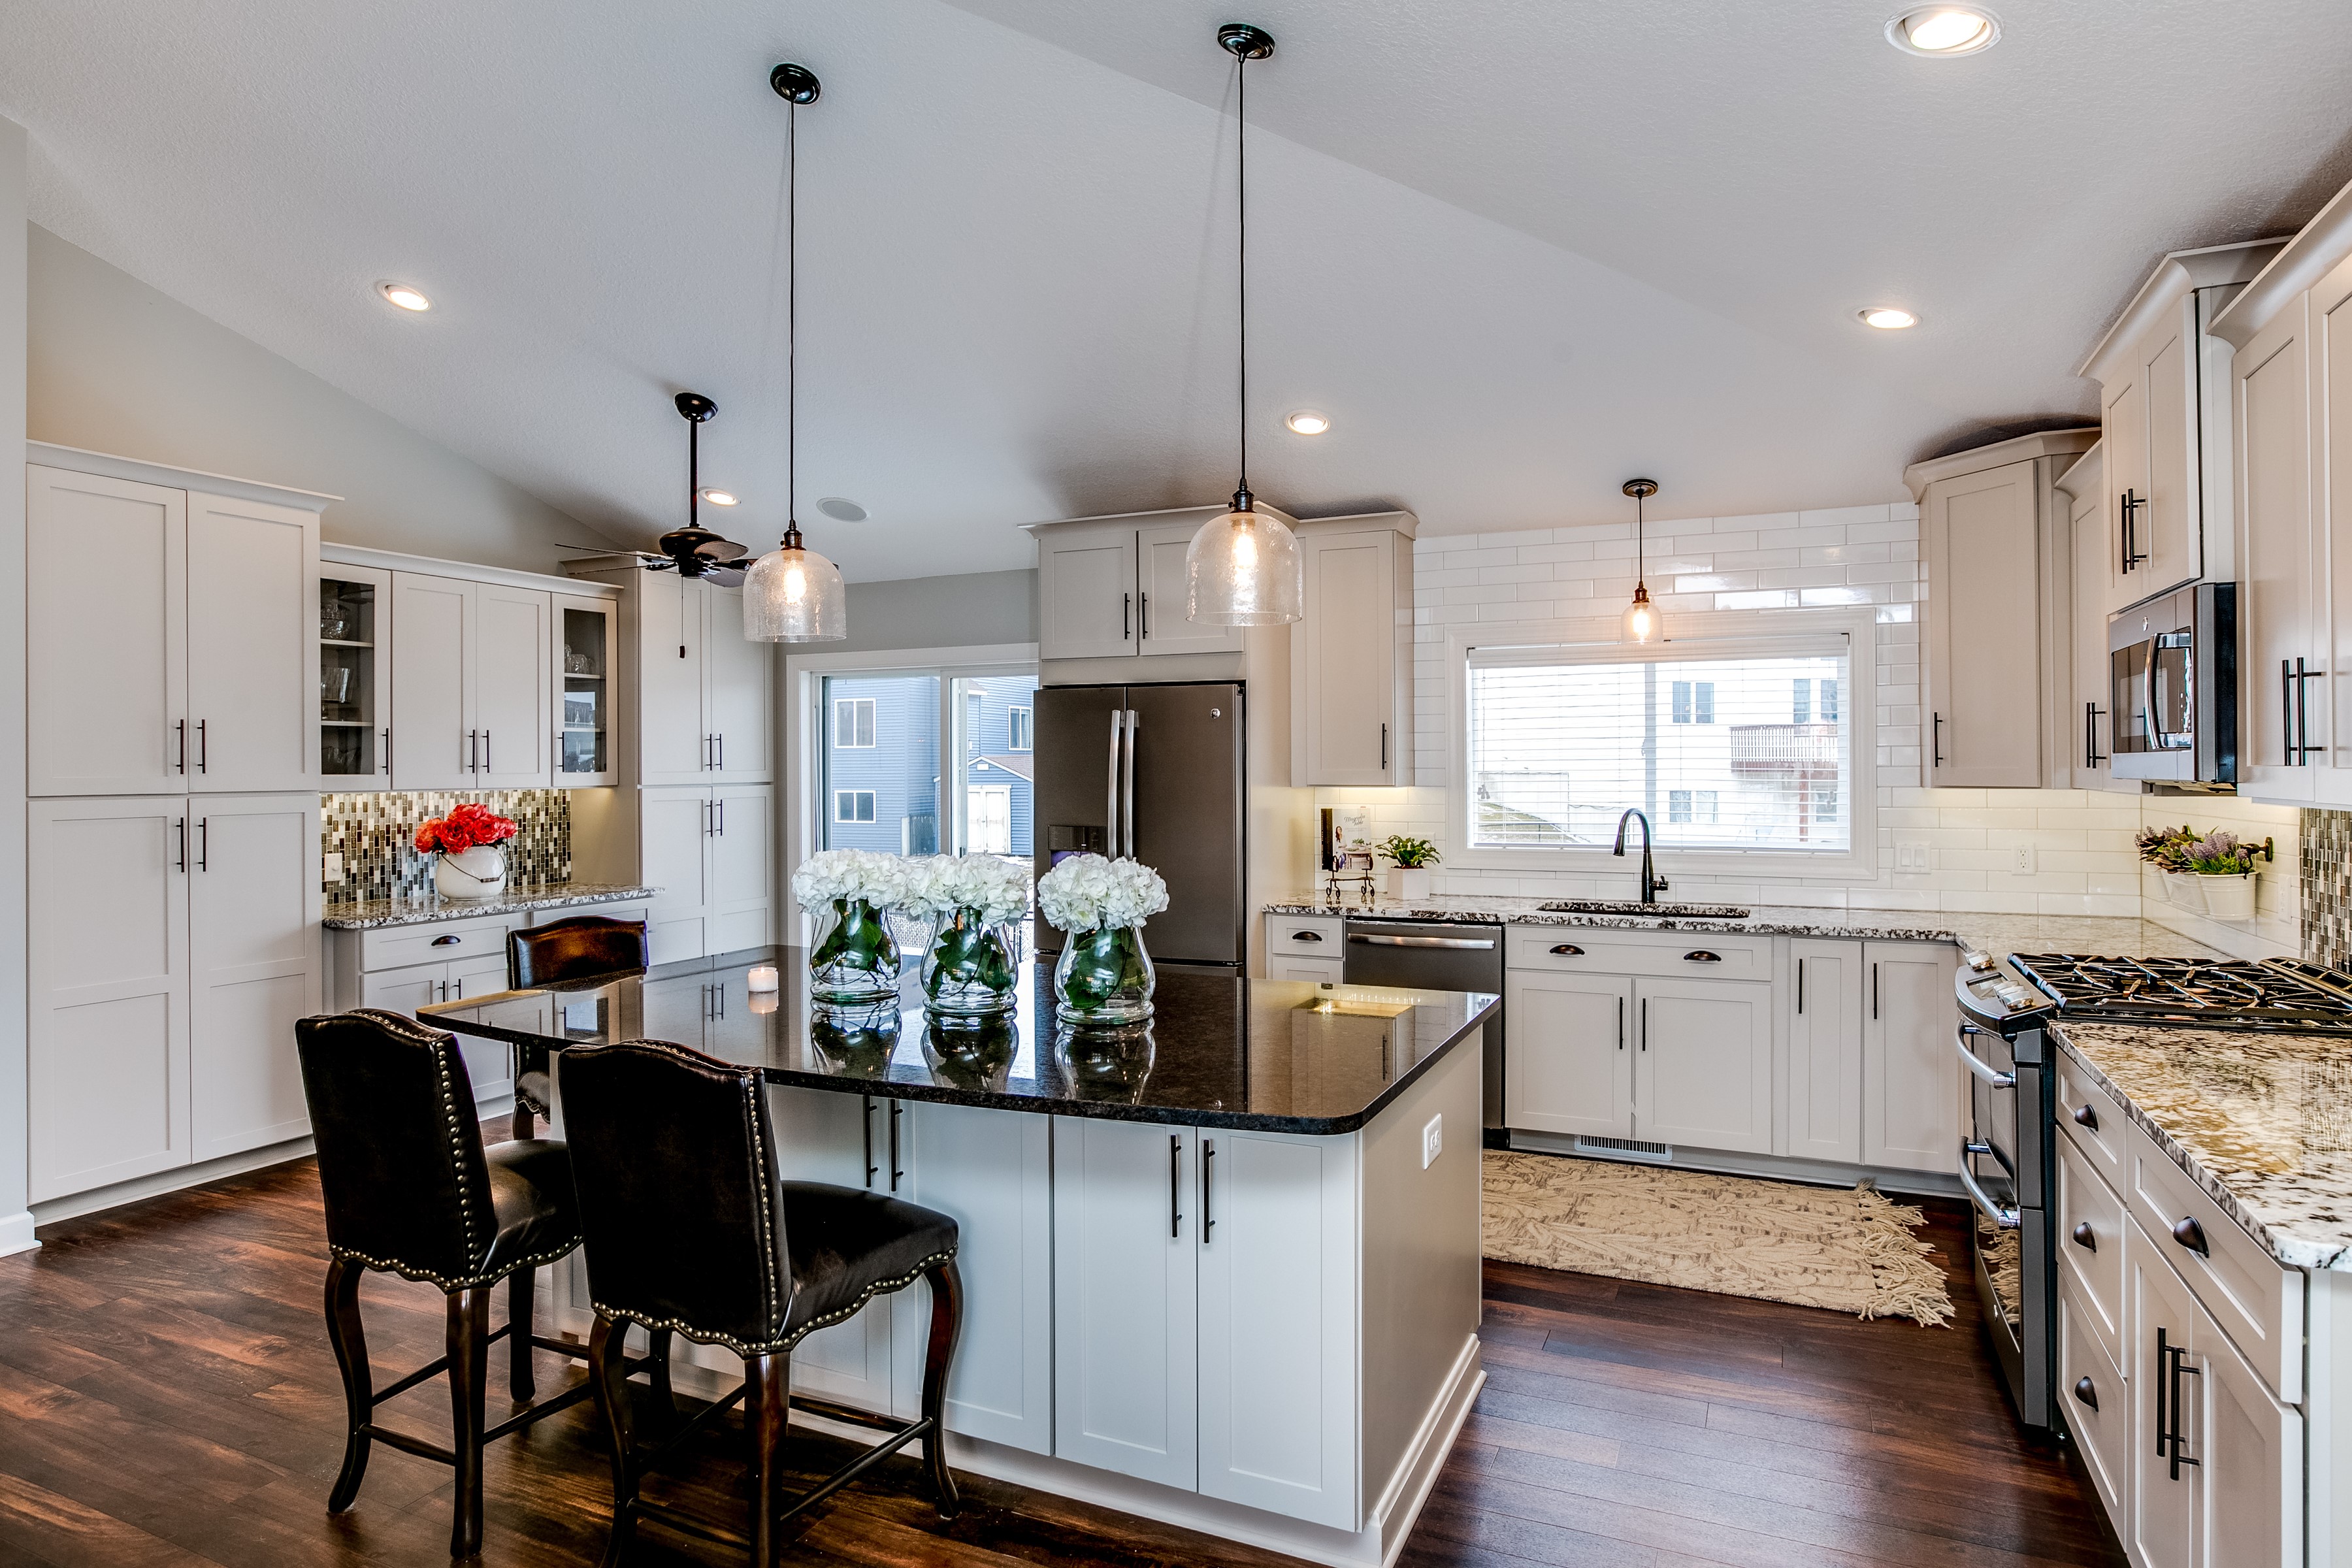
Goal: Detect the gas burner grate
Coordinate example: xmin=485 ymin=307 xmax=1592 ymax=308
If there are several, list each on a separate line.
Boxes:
xmin=2006 ymin=954 xmax=2352 ymax=1037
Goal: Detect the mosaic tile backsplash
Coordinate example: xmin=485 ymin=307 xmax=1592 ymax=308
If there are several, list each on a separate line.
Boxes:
xmin=322 ymin=791 xmax=572 ymax=906
xmin=2304 ymin=808 xmax=2352 ymax=970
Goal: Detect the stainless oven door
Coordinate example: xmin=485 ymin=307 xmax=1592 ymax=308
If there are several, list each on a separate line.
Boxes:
xmin=1955 ymin=1016 xmax=2053 ymax=1430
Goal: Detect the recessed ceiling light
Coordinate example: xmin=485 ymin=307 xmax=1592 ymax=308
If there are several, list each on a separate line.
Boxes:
xmin=817 ymin=497 xmax=868 ymax=523
xmin=1859 ymin=306 xmax=1919 ymax=330
xmin=377 ymin=282 xmax=433 ymax=312
xmin=1885 ymin=6 xmax=2000 ymax=56
xmin=698 ymin=487 xmax=739 ymax=506
xmin=1285 ymin=410 xmax=1330 ymax=435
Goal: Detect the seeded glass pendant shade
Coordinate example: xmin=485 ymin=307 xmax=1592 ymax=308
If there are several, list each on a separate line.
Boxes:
xmin=1620 ymin=478 xmax=1663 ymax=645
xmin=1186 ymin=23 xmax=1303 ymax=628
xmin=744 ymin=61 xmax=848 ymax=643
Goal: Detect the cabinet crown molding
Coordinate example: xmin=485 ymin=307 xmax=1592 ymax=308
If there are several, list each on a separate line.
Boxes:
xmin=28 ymin=441 xmax=340 ymax=512
xmin=2079 ymin=238 xmax=2289 ymax=376
xmin=2050 ymin=442 xmax=2102 ymax=504
xmin=1292 ymin=508 xmax=1420 ymax=539
xmin=1024 ymin=501 xmax=1298 ymax=539
xmin=2209 ymin=176 xmax=2352 ymax=349
xmin=1901 ymin=428 xmax=2098 ymax=501
xmin=323 ymin=542 xmax=619 ymax=597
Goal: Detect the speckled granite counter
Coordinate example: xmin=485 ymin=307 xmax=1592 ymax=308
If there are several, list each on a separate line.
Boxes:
xmin=2054 ymin=1020 xmax=2352 ymax=1272
xmin=1264 ymin=892 xmax=2226 ymax=962
xmin=321 ymin=882 xmax=658 ymax=930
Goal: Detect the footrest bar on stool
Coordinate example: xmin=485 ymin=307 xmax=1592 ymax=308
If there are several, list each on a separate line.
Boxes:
xmin=359 ymin=1424 xmax=460 ymax=1467
xmin=772 ymin=1415 xmax=934 ymax=1531
xmin=632 ymin=1380 xmax=750 ymax=1474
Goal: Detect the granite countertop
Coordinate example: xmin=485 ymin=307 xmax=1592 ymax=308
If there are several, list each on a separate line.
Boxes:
xmin=1264 ymin=892 xmax=2225 ymax=963
xmin=2053 ymin=1019 xmax=2352 ymax=1273
xmin=418 ymin=949 xmax=1497 ymax=1135
xmin=322 ymin=882 xmax=660 ymax=930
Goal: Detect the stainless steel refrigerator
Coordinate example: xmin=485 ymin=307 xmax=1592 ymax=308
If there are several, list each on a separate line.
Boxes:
xmin=1032 ymin=682 xmax=1245 ymax=970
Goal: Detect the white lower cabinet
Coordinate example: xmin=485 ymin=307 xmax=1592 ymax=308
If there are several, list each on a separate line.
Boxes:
xmin=1634 ymin=976 xmax=1773 ymax=1154
xmin=29 ymin=793 xmax=319 ymax=1205
xmin=2059 ymin=1271 xmax=2132 ymax=1526
xmin=357 ymin=955 xmax=517 ymax=1100
xmin=640 ymin=784 xmax=774 ymax=965
xmin=1784 ymin=940 xmax=1865 ymax=1162
xmin=1503 ymin=972 xmax=1631 ymax=1137
xmin=1861 ymin=940 xmax=1959 ymax=1173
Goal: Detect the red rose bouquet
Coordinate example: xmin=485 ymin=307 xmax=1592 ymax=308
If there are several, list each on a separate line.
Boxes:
xmin=414 ymin=803 xmax=519 ymax=855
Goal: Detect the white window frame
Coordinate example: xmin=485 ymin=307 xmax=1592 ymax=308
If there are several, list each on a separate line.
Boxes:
xmin=1008 ymin=704 xmax=1032 ymax=752
xmin=832 ymin=696 xmax=877 ymax=748
xmin=1445 ymin=607 xmax=1877 ymax=881
xmin=834 ymin=789 xmax=876 ymax=824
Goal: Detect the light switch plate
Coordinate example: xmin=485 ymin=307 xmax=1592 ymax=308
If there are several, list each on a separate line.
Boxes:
xmin=322 ymin=852 xmax=344 ymax=884
xmin=1421 ymin=1113 xmax=1443 ymax=1169
xmin=1896 ymin=840 xmax=1931 ymax=873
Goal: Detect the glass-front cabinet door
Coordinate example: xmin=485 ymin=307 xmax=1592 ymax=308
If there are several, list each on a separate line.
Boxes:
xmin=555 ymin=595 xmax=617 ymax=787
xmin=319 ymin=566 xmax=391 ymax=785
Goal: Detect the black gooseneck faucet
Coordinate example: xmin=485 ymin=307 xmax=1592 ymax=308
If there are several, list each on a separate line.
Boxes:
xmin=1614 ymin=808 xmax=1669 ymax=904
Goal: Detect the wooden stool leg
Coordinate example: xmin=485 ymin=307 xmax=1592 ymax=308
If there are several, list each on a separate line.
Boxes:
xmin=447 ymin=1286 xmax=493 ymax=1557
xmin=647 ymin=1328 xmax=676 ymax=1420
xmin=508 ymin=1266 xmax=536 ymax=1402
xmin=919 ymin=1260 xmax=964 ymax=1520
xmin=746 ymin=1353 xmax=789 ymax=1568
xmin=323 ymin=1259 xmax=372 ymax=1513
xmin=590 ymin=1316 xmax=638 ymax=1568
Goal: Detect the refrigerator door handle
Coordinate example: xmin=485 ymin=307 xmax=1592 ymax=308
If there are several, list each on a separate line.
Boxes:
xmin=1105 ymin=708 xmax=1124 ymax=855
xmin=1122 ymin=709 xmax=1139 ymax=858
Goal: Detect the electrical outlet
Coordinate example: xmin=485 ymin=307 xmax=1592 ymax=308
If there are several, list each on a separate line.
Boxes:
xmin=2012 ymin=846 xmax=2036 ymax=874
xmin=322 ymin=852 xmax=344 ymax=885
xmin=1896 ymin=840 xmax=1931 ymax=873
xmin=1421 ymin=1113 xmax=1443 ymax=1169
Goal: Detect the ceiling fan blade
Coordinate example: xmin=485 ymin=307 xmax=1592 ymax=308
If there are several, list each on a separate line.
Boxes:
xmin=694 ymin=538 xmax=748 ymax=564
xmin=704 ymin=565 xmax=749 ymax=588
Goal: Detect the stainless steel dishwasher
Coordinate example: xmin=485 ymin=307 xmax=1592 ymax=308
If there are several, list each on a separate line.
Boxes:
xmin=1343 ymin=918 xmax=1506 ymax=1132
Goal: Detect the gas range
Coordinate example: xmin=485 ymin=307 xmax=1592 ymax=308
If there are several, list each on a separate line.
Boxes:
xmin=2004 ymin=953 xmax=2352 ymax=1038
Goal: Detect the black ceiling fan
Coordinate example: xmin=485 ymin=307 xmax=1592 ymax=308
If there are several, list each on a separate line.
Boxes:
xmin=651 ymin=392 xmax=748 ymax=584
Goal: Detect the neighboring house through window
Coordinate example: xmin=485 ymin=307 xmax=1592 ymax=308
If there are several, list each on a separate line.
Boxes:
xmin=833 ymin=697 xmax=876 ymax=748
xmin=834 ymin=789 xmax=876 ymax=823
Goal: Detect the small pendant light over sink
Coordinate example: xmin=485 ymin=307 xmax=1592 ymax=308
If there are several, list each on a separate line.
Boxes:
xmin=1185 ymin=22 xmax=1302 ymax=627
xmin=1620 ymin=478 xmax=1663 ymax=645
xmin=744 ymin=61 xmax=847 ymax=643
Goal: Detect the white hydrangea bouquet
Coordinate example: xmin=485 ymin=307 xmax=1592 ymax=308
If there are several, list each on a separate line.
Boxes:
xmin=792 ymin=849 xmax=915 ymax=1004
xmin=907 ymin=855 xmax=1032 ymax=1017
xmin=1037 ymin=855 xmax=1168 ymax=1025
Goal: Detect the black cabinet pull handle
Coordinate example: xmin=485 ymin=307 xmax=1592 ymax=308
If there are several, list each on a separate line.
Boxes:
xmin=2073 ymin=1102 xmax=2099 ymax=1132
xmin=1617 ymin=994 xmax=1624 ymax=1051
xmin=889 ymin=1101 xmax=904 ymax=1191
xmin=1639 ymin=996 xmax=1647 ymax=1051
xmin=176 ymin=719 xmax=187 ymax=774
xmin=1796 ymin=957 xmax=1805 ymax=1014
xmin=2084 ymin=701 xmax=2106 ymax=768
xmin=1932 ymin=712 xmax=1943 ymax=768
xmin=1139 ymin=591 xmax=1149 ymax=640
xmin=197 ymin=818 xmax=208 ymax=872
xmin=2170 ymin=1216 xmax=2209 ymax=1257
xmin=1292 ymin=930 xmax=1324 ymax=943
xmin=1169 ymin=1135 xmax=1183 ymax=1238
xmin=174 ymin=817 xmax=187 ymax=873
xmin=2072 ymin=1221 xmax=2096 ymax=1252
xmin=1550 ymin=943 xmax=1584 ymax=956
xmin=431 ymin=933 xmax=460 ymax=947
xmin=862 ymin=1096 xmax=878 ymax=1188
xmin=1201 ymin=1139 xmax=1215 ymax=1241
xmin=1683 ymin=950 xmax=1722 ymax=963
xmin=1380 ymin=723 xmax=1388 ymax=769
xmin=196 ymin=719 xmax=208 ymax=774
xmin=2074 ymin=1375 xmax=2099 ymax=1411
xmin=1124 ymin=592 xmax=1132 ymax=640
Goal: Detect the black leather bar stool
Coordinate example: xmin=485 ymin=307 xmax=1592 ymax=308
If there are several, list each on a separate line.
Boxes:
xmin=296 ymin=1009 xmax=609 ymax=1557
xmin=504 ymin=915 xmax=650 ymax=1138
xmin=560 ymin=1038 xmax=964 ymax=1567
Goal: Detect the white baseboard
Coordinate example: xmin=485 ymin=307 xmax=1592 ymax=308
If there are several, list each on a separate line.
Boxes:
xmin=0 ymin=1209 xmax=37 ymax=1259
xmin=1507 ymin=1130 xmax=1966 ymax=1201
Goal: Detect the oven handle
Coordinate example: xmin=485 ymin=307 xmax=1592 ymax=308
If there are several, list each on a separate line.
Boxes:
xmin=1954 ymin=1021 xmax=2018 ymax=1088
xmin=1348 ymin=933 xmax=1496 ymax=950
xmin=1959 ymin=1142 xmax=2022 ymax=1230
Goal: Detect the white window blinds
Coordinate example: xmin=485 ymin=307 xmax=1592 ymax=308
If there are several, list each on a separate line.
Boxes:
xmin=1467 ymin=641 xmax=1852 ymax=853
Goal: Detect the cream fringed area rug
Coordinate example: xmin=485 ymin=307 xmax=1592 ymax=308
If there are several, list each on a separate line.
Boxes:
xmin=1482 ymin=1151 xmax=1957 ymax=1327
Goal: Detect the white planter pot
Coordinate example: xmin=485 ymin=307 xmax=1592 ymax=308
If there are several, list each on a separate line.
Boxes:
xmin=2196 ymin=870 xmax=2259 ymax=922
xmin=434 ymin=845 xmax=508 ymax=900
xmin=1384 ymin=867 xmax=1433 ymax=902
xmin=2160 ymin=869 xmax=2206 ymax=913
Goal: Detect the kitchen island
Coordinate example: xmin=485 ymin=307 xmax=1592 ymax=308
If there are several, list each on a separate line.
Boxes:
xmin=421 ymin=952 xmax=1496 ymax=1568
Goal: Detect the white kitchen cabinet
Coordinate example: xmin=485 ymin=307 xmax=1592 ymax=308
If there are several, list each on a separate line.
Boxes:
xmin=1784 ymin=939 xmax=1863 ymax=1164
xmin=2127 ymin=1215 xmax=2301 ymax=1568
xmin=1503 ymin=971 xmax=1631 ymax=1138
xmin=320 ymin=565 xmax=392 ymax=785
xmin=554 ymin=594 xmax=617 ymax=786
xmin=356 ymin=957 xmax=516 ymax=1101
xmin=2234 ymin=291 xmax=2315 ymax=800
xmin=768 ymin=1087 xmax=898 ymax=1413
xmin=1136 ymin=519 xmax=1245 ymax=655
xmin=701 ymin=586 xmax=772 ymax=782
xmin=1861 ymin=940 xmax=1957 ymax=1173
xmin=612 ymin=573 xmax=771 ymax=787
xmin=638 ymin=783 xmax=774 ymax=966
xmin=1633 ymin=975 xmax=1773 ymax=1154
xmin=1292 ymin=518 xmax=1414 ymax=787
xmin=389 ymin=573 xmax=551 ymax=790
xmin=1054 ymin=1117 xmax=1201 ymax=1488
xmin=29 ymin=460 xmax=323 ymax=798
xmin=2059 ymin=1271 xmax=2132 ymax=1529
xmin=1032 ymin=509 xmax=1252 ymax=662
xmin=188 ymin=794 xmax=321 ymax=1160
xmin=2057 ymin=448 xmax=2134 ymax=792
xmin=1269 ymin=957 xmax=1344 ymax=984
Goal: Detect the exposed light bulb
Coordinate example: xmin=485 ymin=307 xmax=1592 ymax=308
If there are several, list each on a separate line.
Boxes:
xmin=378 ymin=282 xmax=432 ymax=312
xmin=784 ymin=564 xmax=807 ymax=600
xmin=1860 ymin=306 xmax=1919 ymax=330
xmin=1622 ymin=588 xmax=1659 ymax=645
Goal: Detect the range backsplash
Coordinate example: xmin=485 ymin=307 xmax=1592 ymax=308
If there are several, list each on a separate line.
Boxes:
xmin=322 ymin=790 xmax=572 ymax=906
xmin=2304 ymin=808 xmax=2352 ymax=970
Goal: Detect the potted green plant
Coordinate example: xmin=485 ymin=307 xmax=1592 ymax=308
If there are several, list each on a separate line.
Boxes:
xmin=2133 ymin=824 xmax=2202 ymax=912
xmin=1377 ymin=834 xmax=1441 ymax=902
xmin=2181 ymin=829 xmax=2268 ymax=922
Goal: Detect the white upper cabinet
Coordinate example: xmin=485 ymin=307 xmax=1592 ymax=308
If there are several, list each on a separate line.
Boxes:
xmin=621 ymin=574 xmax=770 ymax=787
xmin=1292 ymin=515 xmax=1415 ymax=787
xmin=1136 ymin=520 xmax=1244 ymax=655
xmin=702 ymin=585 xmax=774 ymax=782
xmin=471 ymin=582 xmax=552 ymax=788
xmin=1033 ymin=508 xmax=1254 ymax=661
xmin=388 ymin=572 xmax=472 ymax=789
xmin=2232 ymin=295 xmax=2315 ymax=800
xmin=388 ymin=572 xmax=551 ymax=790
xmin=29 ymin=456 xmax=324 ymax=798
xmin=2057 ymin=448 xmax=2136 ymax=792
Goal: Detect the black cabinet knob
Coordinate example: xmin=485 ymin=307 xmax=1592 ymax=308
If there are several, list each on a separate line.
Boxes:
xmin=1550 ymin=943 xmax=1584 ymax=956
xmin=2072 ymin=1222 xmax=2097 ymax=1252
xmin=2170 ymin=1217 xmax=2210 ymax=1258
xmin=2073 ymin=1376 xmax=2098 ymax=1411
xmin=2072 ymin=1103 xmax=2099 ymax=1131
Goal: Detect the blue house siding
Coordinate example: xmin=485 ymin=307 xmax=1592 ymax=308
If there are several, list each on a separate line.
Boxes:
xmin=823 ymin=674 xmax=939 ymax=853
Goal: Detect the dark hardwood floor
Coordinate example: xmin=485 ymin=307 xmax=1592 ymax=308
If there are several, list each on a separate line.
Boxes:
xmin=0 ymin=1128 xmax=2121 ymax=1567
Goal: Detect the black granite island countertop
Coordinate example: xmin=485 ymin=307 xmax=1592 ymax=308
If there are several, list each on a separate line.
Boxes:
xmin=323 ymin=881 xmax=659 ymax=930
xmin=416 ymin=949 xmax=1498 ymax=1135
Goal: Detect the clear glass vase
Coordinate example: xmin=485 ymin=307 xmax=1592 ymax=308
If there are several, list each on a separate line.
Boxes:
xmin=921 ymin=907 xmax=1019 ymax=1017
xmin=1051 ymin=923 xmax=1155 ymax=1026
xmin=808 ymin=896 xmax=901 ymax=1004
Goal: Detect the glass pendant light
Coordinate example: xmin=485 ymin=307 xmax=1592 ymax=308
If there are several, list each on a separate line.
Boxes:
xmin=1186 ymin=24 xmax=1303 ymax=627
xmin=1620 ymin=478 xmax=1663 ymax=645
xmin=744 ymin=62 xmax=848 ymax=643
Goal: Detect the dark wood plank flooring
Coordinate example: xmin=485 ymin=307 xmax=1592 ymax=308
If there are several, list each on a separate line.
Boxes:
xmin=0 ymin=1130 xmax=2121 ymax=1567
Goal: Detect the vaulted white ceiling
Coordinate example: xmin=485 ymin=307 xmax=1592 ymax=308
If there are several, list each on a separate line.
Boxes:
xmin=4 ymin=1 xmax=2348 ymax=580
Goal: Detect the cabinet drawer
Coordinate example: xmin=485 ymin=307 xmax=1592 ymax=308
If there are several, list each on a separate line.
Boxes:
xmin=357 ymin=915 xmax=520 ymax=974
xmin=2054 ymin=1046 xmax=2128 ymax=1186
xmin=1268 ymin=956 xmax=1344 ymax=985
xmin=2056 ymin=1132 xmax=2126 ymax=1369
xmin=1266 ymin=913 xmax=1343 ymax=958
xmin=2056 ymin=1273 xmax=2129 ymax=1529
xmin=2124 ymin=1117 xmax=2302 ymax=1403
xmin=1508 ymin=926 xmax=1772 ymax=981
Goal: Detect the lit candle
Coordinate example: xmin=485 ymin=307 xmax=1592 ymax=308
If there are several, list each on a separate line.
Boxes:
xmin=747 ymin=964 xmax=780 ymax=993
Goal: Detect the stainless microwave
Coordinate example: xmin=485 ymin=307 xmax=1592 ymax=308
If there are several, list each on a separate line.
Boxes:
xmin=2108 ymin=583 xmax=2236 ymax=785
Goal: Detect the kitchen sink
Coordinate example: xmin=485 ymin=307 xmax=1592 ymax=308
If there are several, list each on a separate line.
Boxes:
xmin=1537 ymin=900 xmax=1752 ymax=919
